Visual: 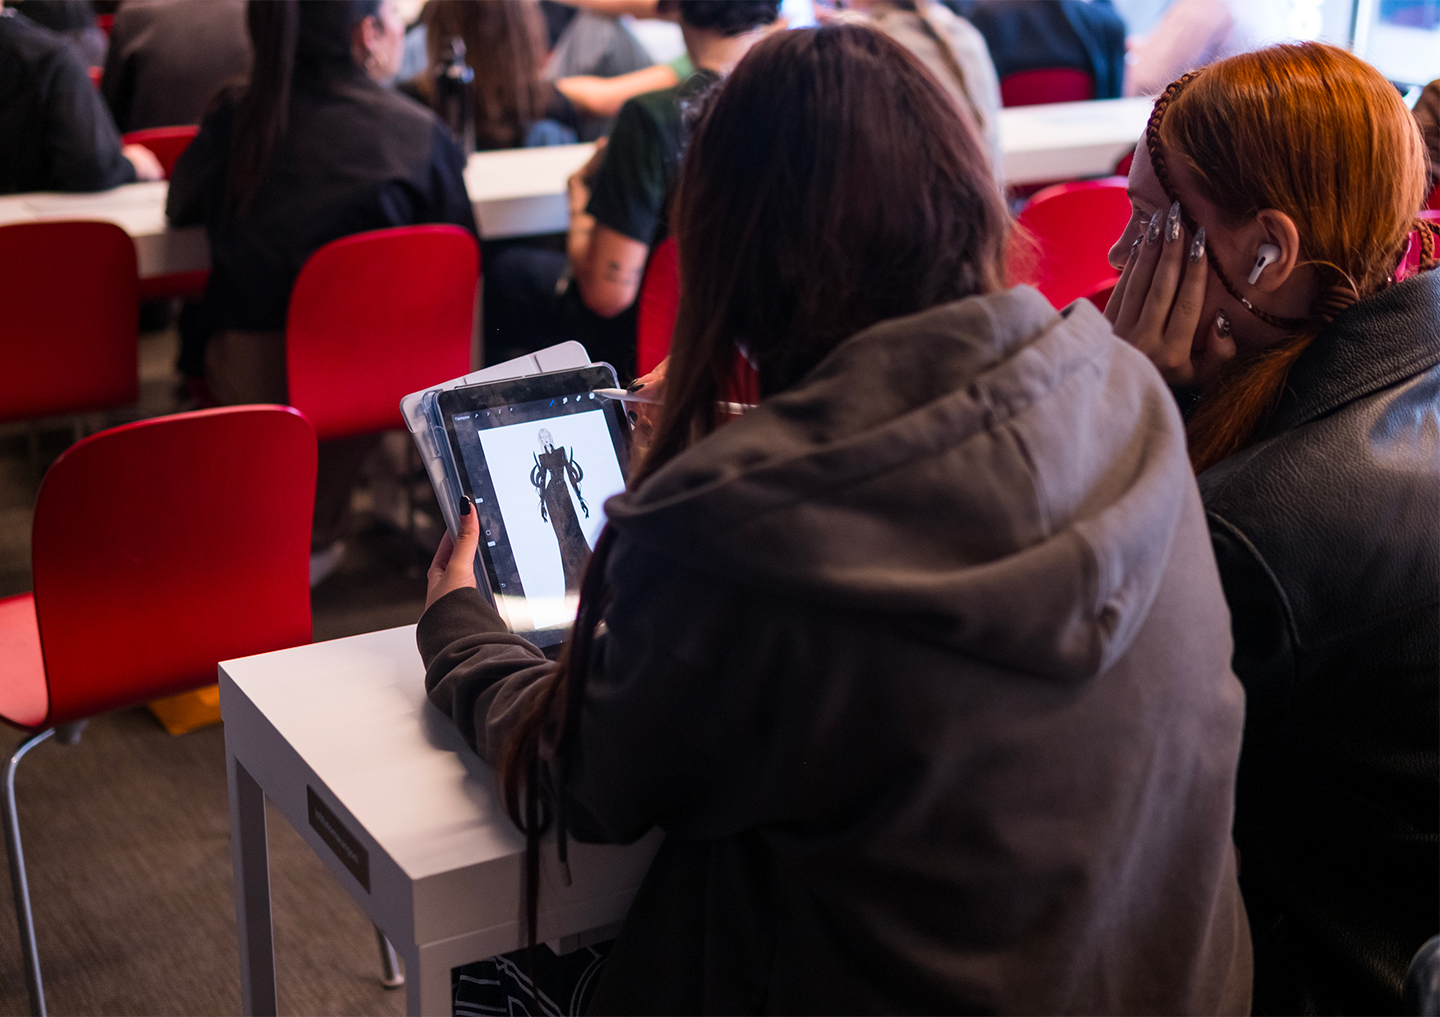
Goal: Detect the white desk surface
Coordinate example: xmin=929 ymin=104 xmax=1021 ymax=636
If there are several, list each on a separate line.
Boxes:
xmin=0 ymin=98 xmax=1152 ymax=280
xmin=220 ymin=624 xmax=660 ymax=1016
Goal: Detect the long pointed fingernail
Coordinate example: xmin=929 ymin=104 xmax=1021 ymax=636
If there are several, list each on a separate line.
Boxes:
xmin=1189 ymin=226 xmax=1206 ymax=264
xmin=1129 ymin=237 xmax=1140 ymax=261
xmin=1214 ymin=309 xmax=1232 ymax=337
xmin=460 ymin=495 xmax=472 ymax=516
xmin=1147 ymin=208 xmax=1164 ymax=246
xmin=1166 ymin=201 xmax=1182 ymax=243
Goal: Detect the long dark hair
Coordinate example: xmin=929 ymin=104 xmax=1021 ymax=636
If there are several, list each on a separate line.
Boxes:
xmin=496 ymin=21 xmax=1011 ymax=946
xmin=226 ymin=0 xmax=381 ymax=213
xmin=418 ymin=0 xmax=551 ymax=151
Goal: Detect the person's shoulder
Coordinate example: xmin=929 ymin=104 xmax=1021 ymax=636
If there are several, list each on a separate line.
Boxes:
xmin=0 ymin=8 xmax=69 ymax=62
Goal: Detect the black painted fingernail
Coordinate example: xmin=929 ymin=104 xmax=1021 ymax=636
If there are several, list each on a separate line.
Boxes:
xmin=1189 ymin=226 xmax=1206 ymax=264
xmin=626 ymin=409 xmax=638 ymax=425
xmin=460 ymin=495 xmax=472 ymax=516
xmin=1214 ymin=309 xmax=1232 ymax=337
xmin=1166 ymin=201 xmax=1182 ymax=243
xmin=626 ymin=380 xmax=646 ymax=393
xmin=1130 ymin=237 xmax=1140 ymax=260
xmin=1146 ymin=208 xmax=1164 ymax=246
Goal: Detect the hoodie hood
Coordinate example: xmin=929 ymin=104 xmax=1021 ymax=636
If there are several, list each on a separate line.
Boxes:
xmin=604 ymin=287 xmax=1194 ymax=684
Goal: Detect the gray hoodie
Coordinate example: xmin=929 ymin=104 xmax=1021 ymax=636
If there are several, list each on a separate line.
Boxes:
xmin=421 ymin=287 xmax=1252 ymax=1014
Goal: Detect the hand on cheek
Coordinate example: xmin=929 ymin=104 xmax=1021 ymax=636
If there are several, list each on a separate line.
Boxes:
xmin=1105 ymin=201 xmax=1237 ymax=387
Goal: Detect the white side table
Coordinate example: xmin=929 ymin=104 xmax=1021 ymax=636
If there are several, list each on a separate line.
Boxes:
xmin=220 ymin=625 xmax=661 ymax=1016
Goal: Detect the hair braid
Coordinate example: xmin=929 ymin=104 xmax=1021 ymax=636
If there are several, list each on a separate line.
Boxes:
xmin=1418 ymin=216 xmax=1440 ymax=272
xmin=1145 ymin=74 xmax=1317 ymax=330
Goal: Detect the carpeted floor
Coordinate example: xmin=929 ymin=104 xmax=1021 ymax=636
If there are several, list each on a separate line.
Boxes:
xmin=0 ymin=326 xmax=439 ymax=1015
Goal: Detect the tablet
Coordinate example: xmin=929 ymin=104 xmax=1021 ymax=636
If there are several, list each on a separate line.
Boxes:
xmin=436 ymin=365 xmax=630 ymax=646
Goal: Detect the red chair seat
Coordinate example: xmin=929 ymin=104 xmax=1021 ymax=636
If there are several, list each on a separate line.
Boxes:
xmin=1000 ymin=68 xmax=1095 ymax=107
xmin=121 ymin=126 xmax=199 ymax=180
xmin=0 ymin=594 xmax=48 ymax=730
xmin=1011 ymin=177 xmax=1132 ymax=309
xmin=0 ymin=220 xmax=139 ymax=426
xmin=286 ymin=225 xmax=478 ymax=442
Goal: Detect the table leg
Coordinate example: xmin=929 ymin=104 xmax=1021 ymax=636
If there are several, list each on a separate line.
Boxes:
xmin=406 ymin=943 xmax=453 ymax=1017
xmin=228 ymin=754 xmax=277 ymax=1016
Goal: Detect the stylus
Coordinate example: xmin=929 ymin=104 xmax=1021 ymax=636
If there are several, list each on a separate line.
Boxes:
xmin=595 ymin=388 xmax=755 ymax=415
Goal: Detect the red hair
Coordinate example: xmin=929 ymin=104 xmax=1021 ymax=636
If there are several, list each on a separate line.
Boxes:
xmin=1146 ymin=43 xmax=1438 ymax=471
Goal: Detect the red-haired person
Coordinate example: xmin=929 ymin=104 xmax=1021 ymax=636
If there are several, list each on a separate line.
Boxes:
xmin=420 ymin=22 xmax=1251 ymax=1014
xmin=1107 ymin=42 xmax=1440 ymax=1015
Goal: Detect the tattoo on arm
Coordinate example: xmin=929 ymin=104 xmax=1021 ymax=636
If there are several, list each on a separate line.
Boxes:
xmin=603 ymin=260 xmax=642 ymax=287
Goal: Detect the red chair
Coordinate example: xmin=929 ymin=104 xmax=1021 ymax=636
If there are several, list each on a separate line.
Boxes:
xmin=0 ymin=406 xmax=317 ymax=1016
xmin=286 ymin=225 xmax=479 ymax=442
xmin=636 ymin=236 xmax=679 ymax=377
xmin=121 ymin=126 xmax=198 ymax=180
xmin=0 ymin=221 xmax=138 ymax=426
xmin=1000 ymin=68 xmax=1095 ymax=107
xmin=1011 ymin=177 xmax=1132 ymax=309
xmin=86 ymin=65 xmax=102 ymax=89
xmin=1427 ymin=181 xmax=1440 ymax=211
xmin=633 ymin=235 xmax=759 ymax=403
xmin=121 ymin=127 xmax=209 ymax=300
xmin=96 ymin=13 xmax=114 ymax=35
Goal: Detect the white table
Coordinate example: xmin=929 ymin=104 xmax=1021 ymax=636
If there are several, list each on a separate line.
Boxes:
xmin=0 ymin=99 xmax=1152 ymax=281
xmin=998 ymin=97 xmax=1151 ymax=184
xmin=220 ymin=624 xmax=662 ymax=1017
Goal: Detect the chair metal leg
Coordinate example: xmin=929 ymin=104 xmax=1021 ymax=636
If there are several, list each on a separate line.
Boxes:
xmin=375 ymin=925 xmax=404 ymax=989
xmin=4 ymin=728 xmax=56 ymax=1017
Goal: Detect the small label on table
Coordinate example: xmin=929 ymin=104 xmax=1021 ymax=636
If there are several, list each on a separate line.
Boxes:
xmin=307 ymin=786 xmax=369 ymax=892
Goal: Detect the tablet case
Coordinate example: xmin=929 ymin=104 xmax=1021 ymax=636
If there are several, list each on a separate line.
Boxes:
xmin=400 ymin=341 xmax=593 ymax=547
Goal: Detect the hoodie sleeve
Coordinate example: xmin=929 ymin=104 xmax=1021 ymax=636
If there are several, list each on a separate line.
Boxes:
xmin=417 ymin=540 xmax=805 ymax=848
xmin=417 ymin=587 xmax=560 ymax=763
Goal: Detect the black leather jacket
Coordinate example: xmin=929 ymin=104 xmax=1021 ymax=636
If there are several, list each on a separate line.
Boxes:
xmin=1199 ymin=270 xmax=1440 ymax=1015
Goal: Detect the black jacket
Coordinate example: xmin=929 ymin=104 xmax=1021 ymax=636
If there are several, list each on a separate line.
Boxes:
xmin=101 ymin=0 xmax=251 ymax=133
xmin=166 ymin=58 xmax=476 ymax=334
xmin=0 ymin=7 xmax=135 ymax=194
xmin=420 ymin=291 xmax=1252 ymax=1014
xmin=1199 ymin=270 xmax=1440 ymax=1015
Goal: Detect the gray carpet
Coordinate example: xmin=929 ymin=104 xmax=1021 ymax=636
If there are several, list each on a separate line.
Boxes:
xmin=0 ymin=327 xmax=441 ymax=1015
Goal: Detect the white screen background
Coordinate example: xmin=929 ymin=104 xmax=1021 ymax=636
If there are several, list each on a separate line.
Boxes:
xmin=476 ymin=407 xmax=626 ymax=630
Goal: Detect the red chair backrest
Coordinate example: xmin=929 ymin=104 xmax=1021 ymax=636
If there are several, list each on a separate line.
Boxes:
xmin=1011 ymin=177 xmax=1131 ymax=308
xmin=286 ymin=225 xmax=478 ymax=442
xmin=87 ymin=65 xmax=102 ymax=89
xmin=0 ymin=221 xmax=138 ymax=424
xmin=30 ymin=406 xmax=317 ymax=727
xmin=1427 ymin=181 xmax=1440 ymax=212
xmin=1000 ymin=68 xmax=1095 ymax=107
xmin=96 ymin=13 xmax=114 ymax=35
xmin=636 ymin=235 xmax=679 ymax=377
xmin=121 ymin=126 xmax=200 ymax=180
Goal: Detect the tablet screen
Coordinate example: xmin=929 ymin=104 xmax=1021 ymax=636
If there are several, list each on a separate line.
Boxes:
xmin=437 ymin=367 xmax=629 ymax=644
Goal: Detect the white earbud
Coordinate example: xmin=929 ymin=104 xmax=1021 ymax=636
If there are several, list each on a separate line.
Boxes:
xmin=1248 ymin=244 xmax=1282 ymax=285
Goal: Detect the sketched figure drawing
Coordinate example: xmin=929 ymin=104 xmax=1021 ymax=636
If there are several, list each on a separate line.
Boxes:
xmin=530 ymin=428 xmax=590 ymax=591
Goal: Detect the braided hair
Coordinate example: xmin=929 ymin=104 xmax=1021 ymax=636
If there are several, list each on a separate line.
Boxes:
xmin=1142 ymin=46 xmax=1439 ymax=470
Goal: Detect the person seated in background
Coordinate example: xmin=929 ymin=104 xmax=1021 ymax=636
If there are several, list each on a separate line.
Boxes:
xmin=944 ymin=0 xmax=1126 ymax=101
xmin=0 ymin=1 xmax=162 ymax=193
xmin=102 ymin=0 xmax=252 ymax=133
xmin=1417 ymin=78 xmax=1440 ymax=199
xmin=9 ymin=0 xmax=104 ymax=67
xmin=422 ymin=22 xmax=1251 ymax=1015
xmin=1106 ymin=43 xmax=1440 ymax=1014
xmin=398 ymin=0 xmax=654 ymax=138
xmin=166 ymin=0 xmax=477 ymax=573
xmin=484 ymin=0 xmax=781 ymax=378
xmin=403 ymin=0 xmax=584 ymax=149
xmin=847 ymin=0 xmax=1002 ymax=183
xmin=1122 ymin=0 xmax=1288 ymax=97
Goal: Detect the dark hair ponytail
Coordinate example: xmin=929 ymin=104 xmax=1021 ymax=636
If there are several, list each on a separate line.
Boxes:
xmin=226 ymin=0 xmax=381 ymax=214
xmin=227 ymin=0 xmax=299 ymax=214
